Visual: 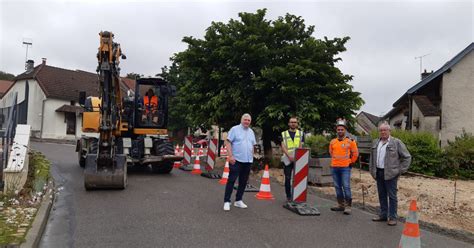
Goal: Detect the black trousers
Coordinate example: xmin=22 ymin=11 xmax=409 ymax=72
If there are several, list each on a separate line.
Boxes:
xmin=224 ymin=161 xmax=252 ymax=202
xmin=376 ymin=168 xmax=399 ymax=219
xmin=284 ymin=162 xmax=294 ymax=200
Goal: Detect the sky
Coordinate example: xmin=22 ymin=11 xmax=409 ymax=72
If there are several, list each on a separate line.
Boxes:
xmin=1 ymin=0 xmax=472 ymax=116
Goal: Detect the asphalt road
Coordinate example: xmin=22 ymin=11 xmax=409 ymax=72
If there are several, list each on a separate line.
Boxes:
xmin=32 ymin=142 xmax=471 ymax=248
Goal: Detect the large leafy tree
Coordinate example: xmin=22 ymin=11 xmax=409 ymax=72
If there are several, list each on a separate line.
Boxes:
xmin=162 ymin=9 xmax=364 ymax=157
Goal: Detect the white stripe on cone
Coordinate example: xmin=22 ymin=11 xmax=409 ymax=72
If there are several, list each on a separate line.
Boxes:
xmin=259 ymin=184 xmax=271 ymax=192
xmin=193 ymin=157 xmax=200 ymax=169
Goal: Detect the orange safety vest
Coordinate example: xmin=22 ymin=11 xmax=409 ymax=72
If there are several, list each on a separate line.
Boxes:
xmin=144 ymin=95 xmax=158 ymax=113
xmin=329 ymin=137 xmax=359 ymax=167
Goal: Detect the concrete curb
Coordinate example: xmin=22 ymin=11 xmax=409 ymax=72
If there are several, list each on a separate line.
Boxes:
xmin=21 ymin=180 xmax=55 ymax=248
xmin=30 ymin=138 xmax=76 ymax=145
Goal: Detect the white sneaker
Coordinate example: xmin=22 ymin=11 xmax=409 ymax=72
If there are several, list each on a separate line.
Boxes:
xmin=223 ymin=202 xmax=231 ymax=211
xmin=234 ymin=200 xmax=248 ymax=209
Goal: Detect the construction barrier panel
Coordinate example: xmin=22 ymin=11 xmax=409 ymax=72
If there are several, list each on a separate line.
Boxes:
xmin=179 ymin=136 xmax=193 ymax=171
xmin=284 ymin=148 xmax=320 ymax=216
xmin=201 ymin=139 xmax=221 ymax=179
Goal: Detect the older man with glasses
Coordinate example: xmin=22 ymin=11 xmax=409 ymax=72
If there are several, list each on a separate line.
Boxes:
xmin=370 ymin=122 xmax=411 ymax=226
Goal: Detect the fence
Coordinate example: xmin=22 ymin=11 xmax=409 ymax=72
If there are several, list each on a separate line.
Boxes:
xmin=0 ymin=92 xmax=19 ymax=190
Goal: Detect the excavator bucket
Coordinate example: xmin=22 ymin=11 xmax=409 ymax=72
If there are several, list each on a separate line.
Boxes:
xmin=84 ymin=154 xmax=127 ymax=190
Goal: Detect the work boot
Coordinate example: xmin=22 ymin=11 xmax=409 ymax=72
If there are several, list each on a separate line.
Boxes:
xmin=344 ymin=199 xmax=352 ymax=215
xmin=330 ymin=198 xmax=345 ymax=211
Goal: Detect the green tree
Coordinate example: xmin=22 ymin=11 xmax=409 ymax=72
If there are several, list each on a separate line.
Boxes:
xmin=125 ymin=72 xmax=143 ymax=80
xmin=0 ymin=71 xmax=15 ymax=81
xmin=163 ymin=9 xmax=363 ymax=157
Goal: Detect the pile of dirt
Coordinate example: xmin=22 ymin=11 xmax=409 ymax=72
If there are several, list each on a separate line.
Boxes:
xmin=259 ymin=168 xmax=474 ymax=235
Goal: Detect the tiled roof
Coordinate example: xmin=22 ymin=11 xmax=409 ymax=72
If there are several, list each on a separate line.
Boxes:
xmin=361 ymin=111 xmax=380 ymax=125
xmin=13 ymin=63 xmax=132 ymax=102
xmin=0 ymin=80 xmax=13 ymax=93
xmin=121 ymin=77 xmax=136 ymax=91
xmin=413 ymin=95 xmax=440 ymax=116
xmin=55 ymin=104 xmax=84 ymax=113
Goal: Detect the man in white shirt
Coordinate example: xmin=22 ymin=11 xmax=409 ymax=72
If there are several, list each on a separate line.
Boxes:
xmin=369 ymin=122 xmax=411 ymax=226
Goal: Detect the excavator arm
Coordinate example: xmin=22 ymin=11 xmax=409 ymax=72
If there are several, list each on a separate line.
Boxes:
xmin=84 ymin=31 xmax=127 ymax=190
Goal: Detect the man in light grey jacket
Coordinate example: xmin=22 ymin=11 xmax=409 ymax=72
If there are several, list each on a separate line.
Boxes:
xmin=369 ymin=122 xmax=411 ymax=226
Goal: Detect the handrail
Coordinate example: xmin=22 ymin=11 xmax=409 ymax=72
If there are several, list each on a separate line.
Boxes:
xmin=0 ymin=92 xmax=18 ymax=190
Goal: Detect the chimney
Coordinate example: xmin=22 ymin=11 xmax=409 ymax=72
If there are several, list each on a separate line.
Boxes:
xmin=421 ymin=69 xmax=433 ymax=80
xmin=25 ymin=60 xmax=35 ymax=73
xmin=42 ymin=58 xmax=47 ymax=65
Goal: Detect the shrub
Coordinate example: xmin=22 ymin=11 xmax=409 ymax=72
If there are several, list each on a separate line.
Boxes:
xmin=387 ymin=130 xmax=443 ymax=176
xmin=443 ymin=130 xmax=474 ymax=179
xmin=304 ymin=134 xmax=330 ymax=158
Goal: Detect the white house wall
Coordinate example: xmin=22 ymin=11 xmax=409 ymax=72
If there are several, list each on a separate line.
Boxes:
xmin=0 ymin=80 xmax=26 ymax=108
xmin=388 ymin=111 xmax=407 ymax=130
xmin=441 ymin=50 xmax=474 ymax=146
xmin=411 ymin=100 xmax=440 ymax=137
xmin=42 ymin=98 xmax=76 ymax=140
xmin=26 ymin=79 xmax=47 ymax=136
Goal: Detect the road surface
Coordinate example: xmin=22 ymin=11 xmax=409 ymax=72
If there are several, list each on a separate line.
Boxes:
xmin=32 ymin=142 xmax=471 ymax=248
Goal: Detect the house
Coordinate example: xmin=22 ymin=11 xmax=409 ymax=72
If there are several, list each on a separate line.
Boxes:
xmin=0 ymin=59 xmax=134 ymax=140
xmin=355 ymin=111 xmax=380 ymax=135
xmin=383 ymin=42 xmax=474 ymax=146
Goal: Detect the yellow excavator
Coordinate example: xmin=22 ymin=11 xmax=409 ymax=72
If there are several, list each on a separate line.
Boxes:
xmin=76 ymin=31 xmax=181 ymax=190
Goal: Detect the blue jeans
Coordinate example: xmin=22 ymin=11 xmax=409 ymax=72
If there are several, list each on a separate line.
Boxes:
xmin=376 ymin=168 xmax=398 ymax=219
xmin=331 ymin=167 xmax=352 ymax=200
xmin=283 ymin=162 xmax=294 ymax=200
xmin=224 ymin=161 xmax=251 ymax=203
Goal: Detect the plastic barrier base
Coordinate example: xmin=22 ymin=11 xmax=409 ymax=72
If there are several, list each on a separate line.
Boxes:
xmin=201 ymin=172 xmax=222 ymax=179
xmin=234 ymin=183 xmax=259 ymax=192
xmin=179 ymin=164 xmax=193 ymax=171
xmin=283 ymin=202 xmax=320 ymax=216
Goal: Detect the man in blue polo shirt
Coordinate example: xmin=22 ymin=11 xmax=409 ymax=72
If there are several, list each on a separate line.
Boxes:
xmin=223 ymin=113 xmax=256 ymax=211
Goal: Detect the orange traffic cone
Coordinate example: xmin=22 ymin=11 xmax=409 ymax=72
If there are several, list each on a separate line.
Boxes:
xmin=191 ymin=156 xmax=202 ymax=174
xmin=173 ymin=161 xmax=181 ymax=168
xmin=219 ymin=158 xmax=230 ymax=185
xmin=255 ymin=164 xmax=274 ymax=200
xmin=399 ymin=200 xmax=421 ymax=248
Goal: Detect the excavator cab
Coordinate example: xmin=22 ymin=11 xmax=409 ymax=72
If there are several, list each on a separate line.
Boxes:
xmin=134 ymin=78 xmax=175 ymax=130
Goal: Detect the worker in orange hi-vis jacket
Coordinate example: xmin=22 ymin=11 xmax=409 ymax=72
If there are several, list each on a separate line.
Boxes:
xmin=329 ymin=118 xmax=358 ymax=215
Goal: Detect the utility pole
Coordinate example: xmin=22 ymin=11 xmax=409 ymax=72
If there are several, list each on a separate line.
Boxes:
xmin=415 ymin=53 xmax=430 ymax=79
xmin=22 ymin=38 xmax=33 ymax=70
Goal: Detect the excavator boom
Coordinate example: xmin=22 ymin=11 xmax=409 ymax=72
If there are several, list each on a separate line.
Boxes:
xmin=84 ymin=31 xmax=127 ymax=190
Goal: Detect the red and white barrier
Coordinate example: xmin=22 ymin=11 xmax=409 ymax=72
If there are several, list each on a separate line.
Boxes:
xmin=293 ymin=148 xmax=310 ymax=203
xmin=183 ymin=136 xmax=192 ymax=166
xmin=206 ymin=139 xmax=217 ymax=171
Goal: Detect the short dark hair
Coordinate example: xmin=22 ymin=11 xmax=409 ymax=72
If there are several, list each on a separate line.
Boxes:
xmin=289 ymin=116 xmax=298 ymax=121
